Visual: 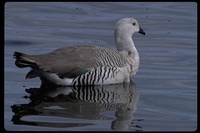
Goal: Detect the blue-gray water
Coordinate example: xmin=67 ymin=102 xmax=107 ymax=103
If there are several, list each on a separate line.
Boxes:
xmin=5 ymin=2 xmax=197 ymax=131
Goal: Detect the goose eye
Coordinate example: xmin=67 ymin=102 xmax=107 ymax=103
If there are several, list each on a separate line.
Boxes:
xmin=132 ymin=22 xmax=136 ymax=26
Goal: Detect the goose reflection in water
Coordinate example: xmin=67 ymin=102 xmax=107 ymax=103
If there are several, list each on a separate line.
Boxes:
xmin=11 ymin=81 xmax=142 ymax=131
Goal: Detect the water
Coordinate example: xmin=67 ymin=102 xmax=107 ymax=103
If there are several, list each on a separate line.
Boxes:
xmin=4 ymin=2 xmax=197 ymax=131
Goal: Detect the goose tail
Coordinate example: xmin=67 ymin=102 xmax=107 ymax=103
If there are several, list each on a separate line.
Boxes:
xmin=13 ymin=52 xmax=37 ymax=68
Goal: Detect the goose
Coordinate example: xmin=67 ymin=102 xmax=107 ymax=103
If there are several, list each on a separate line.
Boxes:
xmin=13 ymin=18 xmax=145 ymax=86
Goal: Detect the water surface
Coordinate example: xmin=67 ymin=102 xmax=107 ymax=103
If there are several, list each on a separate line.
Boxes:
xmin=5 ymin=2 xmax=197 ymax=131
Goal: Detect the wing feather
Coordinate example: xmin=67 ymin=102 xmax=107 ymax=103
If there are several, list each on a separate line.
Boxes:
xmin=17 ymin=45 xmax=127 ymax=78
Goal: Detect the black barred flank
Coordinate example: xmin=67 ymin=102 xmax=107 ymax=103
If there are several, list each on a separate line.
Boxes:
xmin=72 ymin=66 xmax=120 ymax=86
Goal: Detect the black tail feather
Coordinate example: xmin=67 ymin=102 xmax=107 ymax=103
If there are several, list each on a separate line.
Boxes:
xmin=13 ymin=52 xmax=37 ymax=68
xmin=13 ymin=52 xmax=25 ymax=59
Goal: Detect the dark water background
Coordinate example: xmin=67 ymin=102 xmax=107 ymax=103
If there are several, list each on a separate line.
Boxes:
xmin=5 ymin=2 xmax=197 ymax=131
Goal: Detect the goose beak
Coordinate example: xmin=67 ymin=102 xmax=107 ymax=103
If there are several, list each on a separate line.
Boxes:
xmin=138 ymin=27 xmax=145 ymax=35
